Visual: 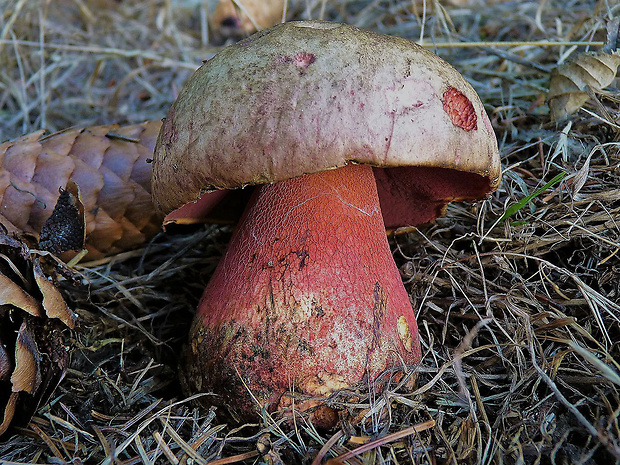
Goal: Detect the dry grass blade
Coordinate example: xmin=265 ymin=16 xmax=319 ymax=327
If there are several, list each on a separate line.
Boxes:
xmin=570 ymin=342 xmax=620 ymax=388
xmin=311 ymin=430 xmax=344 ymax=465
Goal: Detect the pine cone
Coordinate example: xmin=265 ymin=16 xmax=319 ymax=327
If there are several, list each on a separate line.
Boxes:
xmin=0 ymin=121 xmax=163 ymax=260
xmin=0 ymin=234 xmax=76 ymax=437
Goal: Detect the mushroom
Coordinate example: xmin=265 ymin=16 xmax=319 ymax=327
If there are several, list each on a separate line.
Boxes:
xmin=152 ymin=21 xmax=500 ymax=420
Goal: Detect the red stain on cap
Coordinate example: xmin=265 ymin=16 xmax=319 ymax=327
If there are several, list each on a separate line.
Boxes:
xmin=277 ymin=52 xmax=316 ymax=69
xmin=442 ymin=87 xmax=477 ymax=131
xmin=292 ymin=51 xmax=316 ymax=69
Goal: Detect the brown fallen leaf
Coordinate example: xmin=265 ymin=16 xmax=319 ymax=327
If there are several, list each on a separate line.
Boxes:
xmin=548 ymin=19 xmax=620 ymax=121
xmin=548 ymin=52 xmax=620 ymax=121
xmin=0 ymin=234 xmax=76 ymax=437
xmin=0 ymin=121 xmax=163 ymax=261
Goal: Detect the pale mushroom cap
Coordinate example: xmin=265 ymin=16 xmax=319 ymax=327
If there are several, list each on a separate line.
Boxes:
xmin=153 ymin=20 xmax=500 ymax=218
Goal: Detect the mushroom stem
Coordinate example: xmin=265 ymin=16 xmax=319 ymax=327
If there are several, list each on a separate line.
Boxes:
xmin=185 ymin=163 xmax=421 ymax=417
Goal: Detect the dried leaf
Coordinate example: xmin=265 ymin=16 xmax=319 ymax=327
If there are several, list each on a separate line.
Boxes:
xmin=548 ymin=19 xmax=620 ymax=121
xmin=548 ymin=51 xmax=620 ymax=121
xmin=570 ymin=151 xmax=594 ymax=198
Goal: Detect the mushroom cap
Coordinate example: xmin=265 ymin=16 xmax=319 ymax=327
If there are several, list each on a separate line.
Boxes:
xmin=153 ymin=20 xmax=500 ymax=226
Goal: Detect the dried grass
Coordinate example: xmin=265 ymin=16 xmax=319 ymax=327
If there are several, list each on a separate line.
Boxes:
xmin=1 ymin=0 xmax=620 ymax=463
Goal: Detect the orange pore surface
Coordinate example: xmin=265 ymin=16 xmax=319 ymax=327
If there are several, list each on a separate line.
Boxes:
xmin=187 ymin=163 xmax=421 ymax=415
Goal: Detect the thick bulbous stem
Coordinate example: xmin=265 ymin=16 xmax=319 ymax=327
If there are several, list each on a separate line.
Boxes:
xmin=184 ymin=163 xmax=421 ymax=418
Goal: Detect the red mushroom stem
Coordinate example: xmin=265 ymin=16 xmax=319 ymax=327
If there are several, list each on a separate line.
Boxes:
xmin=185 ymin=163 xmax=421 ymax=417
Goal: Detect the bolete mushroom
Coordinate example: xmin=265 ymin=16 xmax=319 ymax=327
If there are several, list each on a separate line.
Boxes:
xmin=152 ymin=21 xmax=500 ymax=420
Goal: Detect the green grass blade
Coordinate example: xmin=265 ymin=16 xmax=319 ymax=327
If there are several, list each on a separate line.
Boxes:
xmin=498 ymin=171 xmax=567 ymax=224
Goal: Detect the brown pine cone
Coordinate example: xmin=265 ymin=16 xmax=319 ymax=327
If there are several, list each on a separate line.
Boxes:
xmin=0 ymin=234 xmax=76 ymax=437
xmin=0 ymin=121 xmax=163 ymax=260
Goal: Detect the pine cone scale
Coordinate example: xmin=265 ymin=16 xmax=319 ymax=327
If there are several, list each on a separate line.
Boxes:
xmin=12 ymin=322 xmax=41 ymax=395
xmin=2 ymin=140 xmax=40 ymax=182
xmin=0 ymin=236 xmax=74 ymax=437
xmin=0 ymin=274 xmax=43 ymax=318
